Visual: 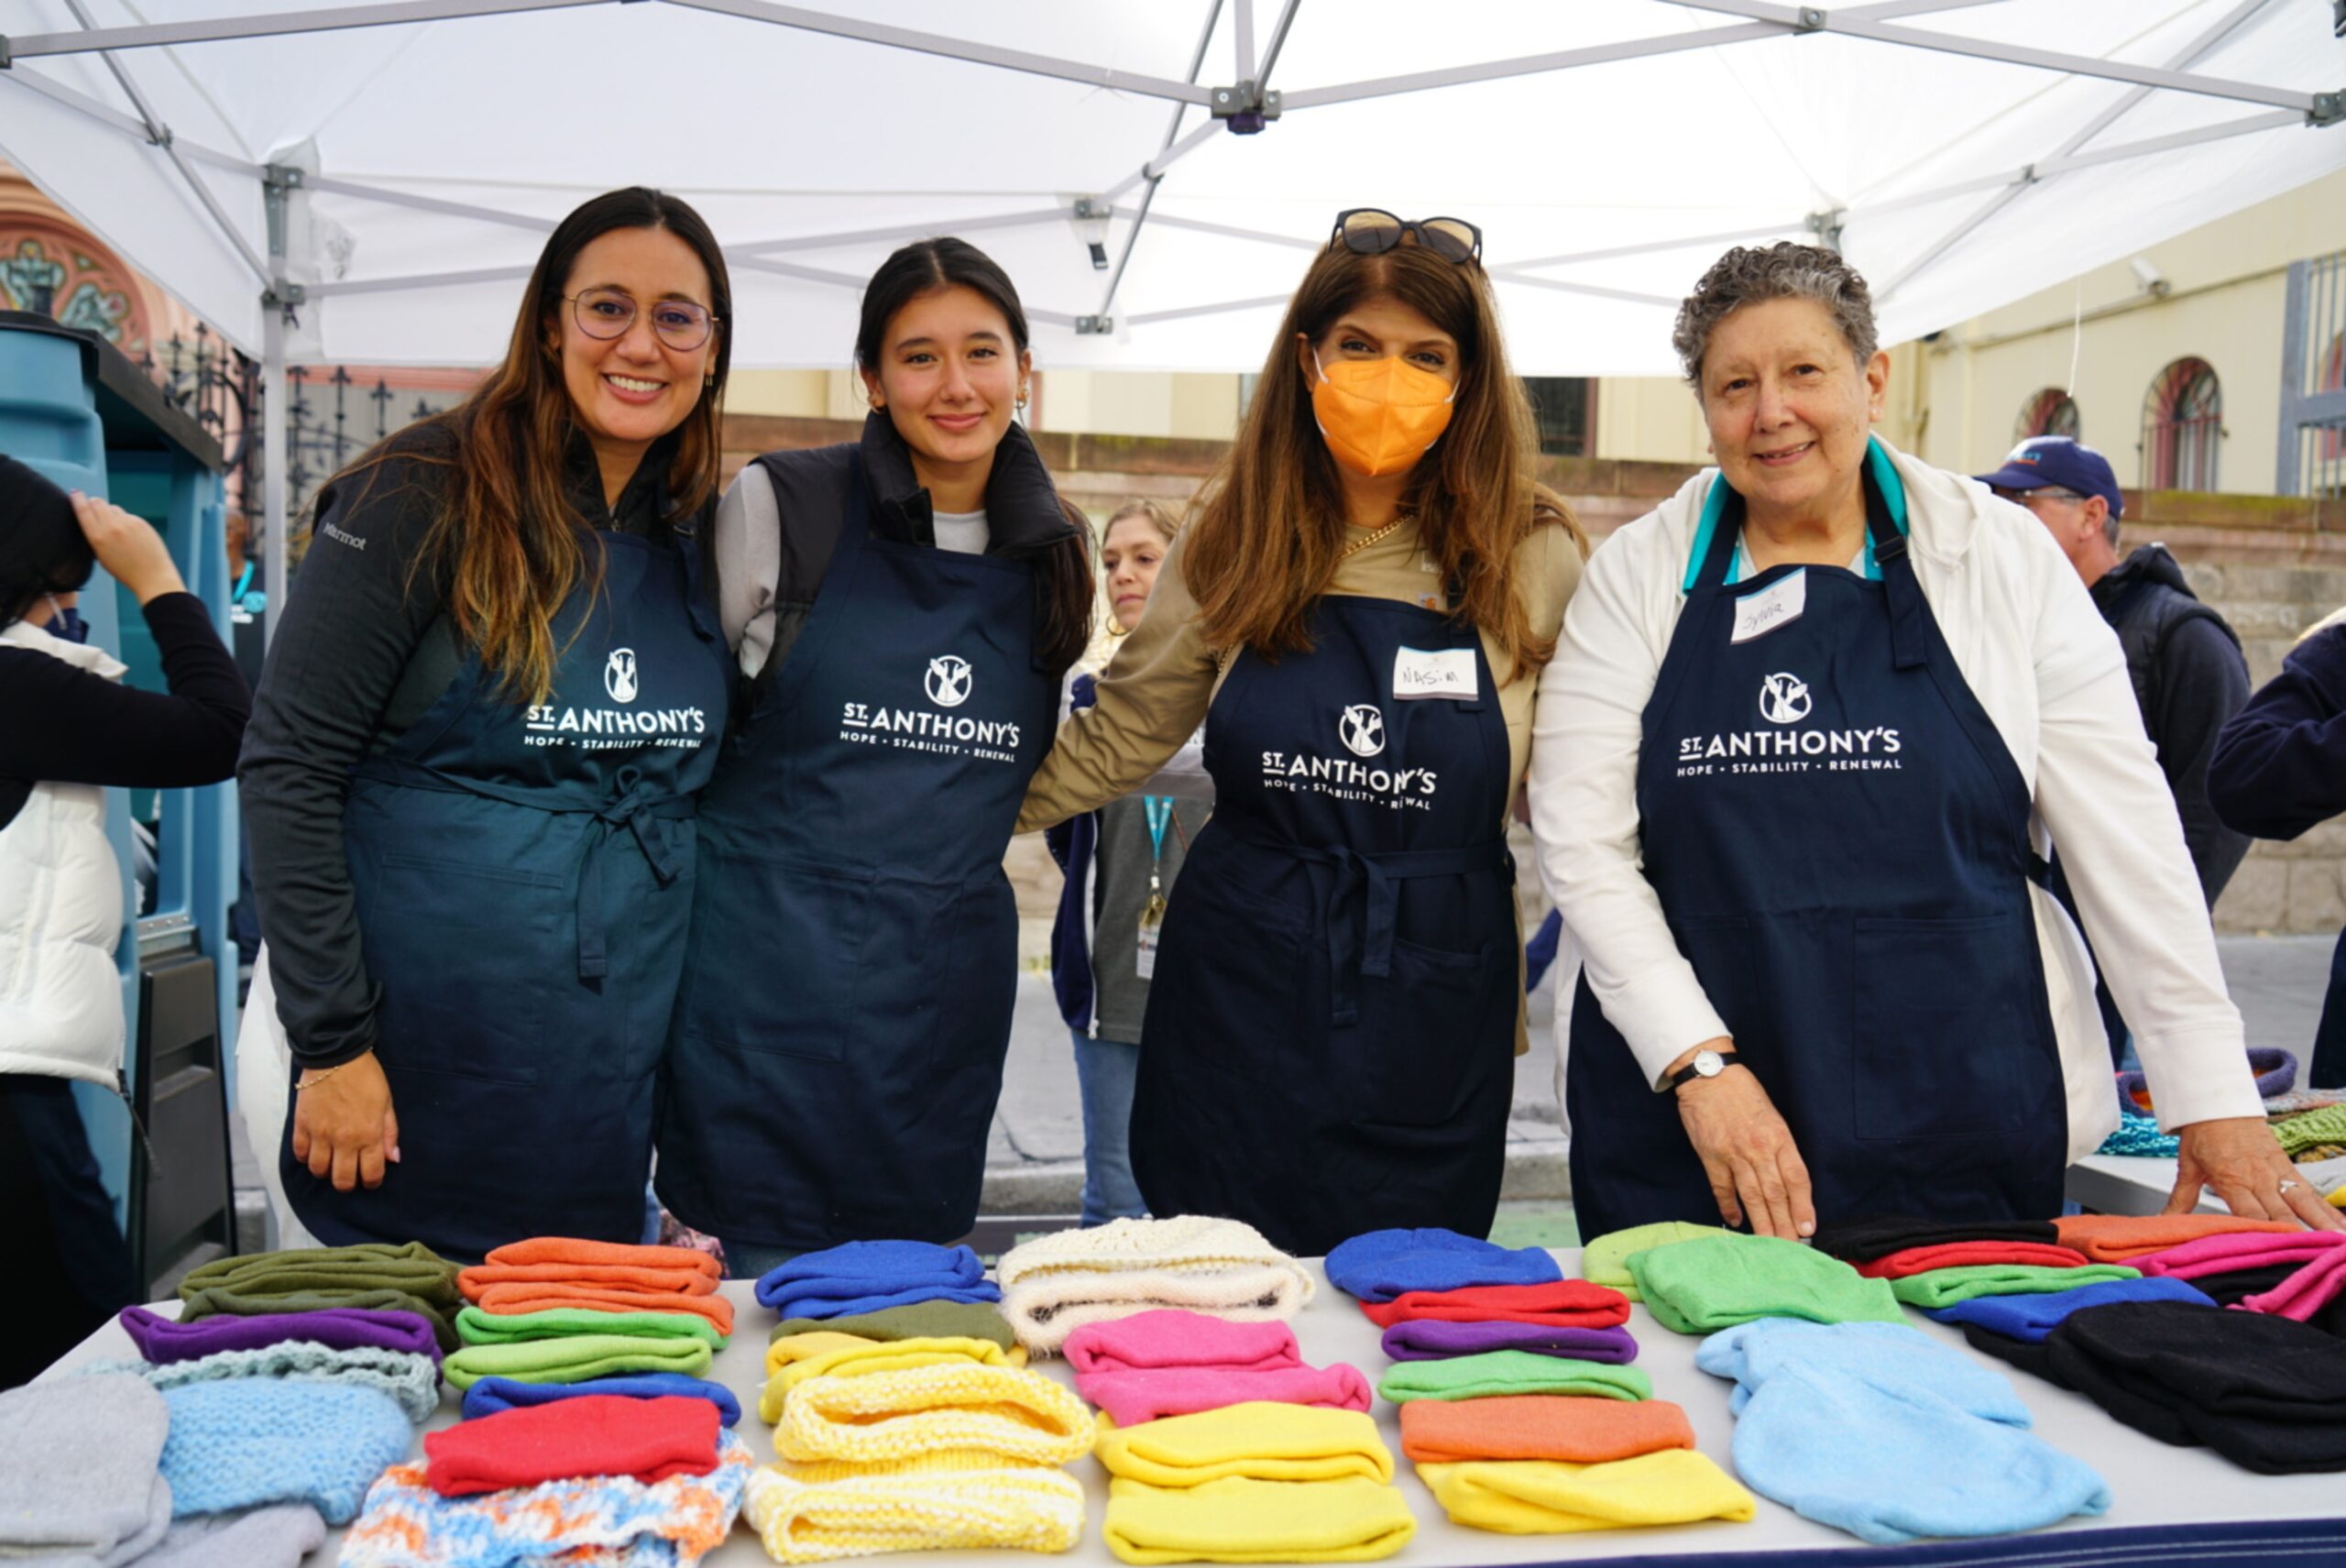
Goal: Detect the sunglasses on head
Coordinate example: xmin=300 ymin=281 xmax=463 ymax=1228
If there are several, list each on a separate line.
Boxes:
xmin=1330 ymin=209 xmax=1483 ymax=266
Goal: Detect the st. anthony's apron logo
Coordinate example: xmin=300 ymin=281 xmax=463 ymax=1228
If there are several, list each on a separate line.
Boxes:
xmin=1759 ymin=672 xmax=1810 ymax=724
xmin=605 ymin=648 xmax=639 ymax=704
xmin=839 ymin=652 xmax=1021 ymax=762
xmin=1259 ymin=700 xmax=1438 ymax=811
xmin=526 ymin=647 xmax=708 ymax=751
xmin=1672 ymin=669 xmax=1903 ymax=777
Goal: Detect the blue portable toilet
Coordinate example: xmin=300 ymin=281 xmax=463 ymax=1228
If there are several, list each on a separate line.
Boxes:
xmin=0 ymin=309 xmax=242 ymax=1290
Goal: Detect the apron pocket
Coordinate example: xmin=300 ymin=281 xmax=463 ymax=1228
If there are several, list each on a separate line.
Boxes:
xmin=1353 ymin=937 xmax=1503 ymax=1128
xmin=1148 ymin=869 xmax=1307 ymax=1081
xmin=1852 ymin=912 xmax=2042 ymax=1141
xmin=362 ymin=853 xmax=559 ymax=1085
xmin=676 ymin=853 xmax=872 ymax=1062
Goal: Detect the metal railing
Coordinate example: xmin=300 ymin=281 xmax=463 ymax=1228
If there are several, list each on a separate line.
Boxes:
xmin=2279 ymin=249 xmax=2346 ymax=500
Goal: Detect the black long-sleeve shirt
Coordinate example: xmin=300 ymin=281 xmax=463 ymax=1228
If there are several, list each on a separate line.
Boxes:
xmin=2208 ymin=621 xmax=2346 ymax=842
xmin=0 ymin=593 xmax=249 ymax=831
xmin=236 ymin=428 xmax=675 ymax=1068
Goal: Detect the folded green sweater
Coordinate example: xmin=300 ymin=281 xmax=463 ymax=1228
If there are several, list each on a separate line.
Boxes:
xmin=178 ymin=1243 xmax=462 ymax=1350
xmin=770 ymin=1299 xmax=1017 ymax=1352
xmin=1627 ymin=1234 xmax=1902 ymax=1334
xmin=441 ymin=1333 xmax=714 ymax=1392
xmin=456 ymin=1305 xmax=729 ymax=1350
xmin=1376 ymin=1352 xmax=1651 ymax=1405
xmin=1580 ymin=1223 xmax=1727 ymax=1303
xmin=1888 ymin=1264 xmax=2141 ymax=1310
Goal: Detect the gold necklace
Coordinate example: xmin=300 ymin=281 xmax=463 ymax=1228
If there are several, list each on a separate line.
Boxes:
xmin=1340 ymin=511 xmax=1410 ymax=560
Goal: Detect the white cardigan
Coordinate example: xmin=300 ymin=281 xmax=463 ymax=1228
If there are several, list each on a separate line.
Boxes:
xmin=0 ymin=620 xmax=127 ymax=1086
xmin=1528 ymin=439 xmax=2262 ymax=1152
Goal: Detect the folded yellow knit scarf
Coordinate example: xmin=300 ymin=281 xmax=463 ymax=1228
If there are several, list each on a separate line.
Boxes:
xmin=773 ymin=1361 xmax=1093 ymax=1469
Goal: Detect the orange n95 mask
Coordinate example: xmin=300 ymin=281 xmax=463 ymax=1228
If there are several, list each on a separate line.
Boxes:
xmin=1310 ymin=350 xmax=1457 ymax=477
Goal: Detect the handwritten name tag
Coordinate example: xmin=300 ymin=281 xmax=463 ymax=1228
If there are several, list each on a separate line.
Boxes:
xmin=1394 ymin=645 xmax=1479 ymax=700
xmin=1731 ymin=569 xmax=1806 ymax=644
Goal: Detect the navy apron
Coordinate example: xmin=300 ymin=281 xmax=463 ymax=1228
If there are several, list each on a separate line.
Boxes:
xmin=656 ymin=452 xmax=1058 ymax=1250
xmin=1566 ymin=462 xmax=2066 ymax=1239
xmin=1130 ymin=594 xmax=1516 ymax=1256
xmin=284 ymin=520 xmax=732 ymax=1258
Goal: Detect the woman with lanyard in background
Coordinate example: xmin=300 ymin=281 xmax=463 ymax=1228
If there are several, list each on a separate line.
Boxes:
xmin=659 ymin=238 xmax=1093 ymax=1275
xmin=1047 ymin=499 xmax=1210 ymax=1226
xmin=236 ymin=188 xmax=735 ymax=1256
xmin=1016 ymin=211 xmax=1584 ymax=1256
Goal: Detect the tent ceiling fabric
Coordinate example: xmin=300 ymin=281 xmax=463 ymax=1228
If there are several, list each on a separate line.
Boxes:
xmin=1 ymin=0 xmax=2340 ymax=375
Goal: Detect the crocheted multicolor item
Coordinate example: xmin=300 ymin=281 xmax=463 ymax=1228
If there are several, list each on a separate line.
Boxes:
xmin=340 ymin=1431 xmax=751 ymax=1568
xmin=81 ymin=1342 xmax=441 ymax=1424
xmin=994 ymin=1217 xmax=1314 ymax=1355
xmin=743 ymin=1457 xmax=1084 ymax=1563
xmin=158 ymin=1380 xmax=412 ymax=1525
xmin=2094 ymin=1107 xmax=2180 ymax=1159
xmin=773 ymin=1362 xmax=1094 ymax=1468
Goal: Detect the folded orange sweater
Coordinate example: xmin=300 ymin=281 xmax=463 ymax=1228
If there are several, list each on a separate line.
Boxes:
xmin=1398 ymin=1396 xmax=1696 ymax=1464
xmin=2054 ymin=1213 xmax=2299 ymax=1264
xmin=466 ymin=1284 xmax=734 ymax=1335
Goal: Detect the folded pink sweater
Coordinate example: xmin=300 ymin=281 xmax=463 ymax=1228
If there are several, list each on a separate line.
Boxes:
xmin=1062 ymin=1310 xmax=1299 ymax=1376
xmin=2137 ymin=1231 xmax=2346 ymax=1280
xmin=1075 ymin=1363 xmax=1373 ymax=1427
xmin=2238 ymin=1245 xmax=2346 ymax=1322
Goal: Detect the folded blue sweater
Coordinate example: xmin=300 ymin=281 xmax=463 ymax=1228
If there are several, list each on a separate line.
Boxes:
xmin=461 ymin=1371 xmax=742 ymax=1426
xmin=752 ymin=1240 xmax=1001 ymax=1317
xmin=1695 ymin=1319 xmax=2109 ymax=1544
xmin=1323 ymin=1227 xmax=1562 ymax=1303
xmin=1923 ymin=1275 xmax=2217 ymax=1343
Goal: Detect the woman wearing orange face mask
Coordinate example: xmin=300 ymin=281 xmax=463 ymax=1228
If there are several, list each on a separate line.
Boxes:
xmin=1016 ymin=211 xmax=1586 ymax=1254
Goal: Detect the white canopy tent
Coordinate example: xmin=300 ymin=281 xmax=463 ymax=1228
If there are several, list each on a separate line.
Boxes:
xmin=2 ymin=0 xmax=2342 ymax=620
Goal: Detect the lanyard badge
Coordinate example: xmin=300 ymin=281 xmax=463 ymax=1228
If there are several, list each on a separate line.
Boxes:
xmin=1136 ymin=795 xmax=1174 ymax=981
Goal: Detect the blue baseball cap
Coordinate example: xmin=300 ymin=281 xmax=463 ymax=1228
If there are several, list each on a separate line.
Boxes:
xmin=1977 ymin=435 xmax=2122 ymax=521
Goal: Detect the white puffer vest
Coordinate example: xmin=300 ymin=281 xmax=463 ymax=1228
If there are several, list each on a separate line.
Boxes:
xmin=0 ymin=619 xmax=126 ymax=1085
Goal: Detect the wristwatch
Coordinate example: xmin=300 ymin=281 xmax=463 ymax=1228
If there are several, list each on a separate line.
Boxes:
xmin=1661 ymin=1047 xmax=1738 ymax=1094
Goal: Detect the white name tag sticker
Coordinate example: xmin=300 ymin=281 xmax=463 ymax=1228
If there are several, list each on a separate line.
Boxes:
xmin=1731 ymin=569 xmax=1806 ymax=644
xmin=1394 ymin=645 xmax=1479 ymax=701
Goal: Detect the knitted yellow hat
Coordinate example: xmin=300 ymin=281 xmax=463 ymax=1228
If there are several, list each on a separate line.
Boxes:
xmin=745 ymin=1457 xmax=1083 ymax=1563
xmin=773 ymin=1362 xmax=1094 ymax=1469
xmin=1096 ymin=1404 xmax=1394 ymax=1488
xmin=759 ymin=1336 xmax=1026 ymax=1425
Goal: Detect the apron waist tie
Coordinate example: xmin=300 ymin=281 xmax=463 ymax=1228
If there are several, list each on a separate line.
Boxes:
xmin=1221 ymin=822 xmax=1510 ymax=1027
xmin=576 ymin=790 xmax=698 ymax=981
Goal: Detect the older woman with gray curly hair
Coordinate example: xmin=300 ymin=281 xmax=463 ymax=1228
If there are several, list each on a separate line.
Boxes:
xmin=1529 ymin=242 xmax=2336 ymax=1243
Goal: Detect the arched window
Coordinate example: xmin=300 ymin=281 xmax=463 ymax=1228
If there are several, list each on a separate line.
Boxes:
xmin=2143 ymin=357 xmax=2221 ymax=490
xmin=2014 ymin=388 xmax=2081 ymax=443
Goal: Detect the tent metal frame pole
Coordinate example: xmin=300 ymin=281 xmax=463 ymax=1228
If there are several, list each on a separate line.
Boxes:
xmin=1127 ymin=293 xmax=1294 ymax=328
xmin=5 ymin=0 xmax=606 ymax=59
xmin=1233 ymin=0 xmax=1255 ymax=83
xmin=60 ymin=0 xmax=269 ymax=283
xmin=1877 ymin=0 xmax=2281 ymax=301
xmin=1494 ymin=221 xmax=1806 ymax=275
xmin=1257 ymin=0 xmax=1302 ymax=84
xmin=1102 ymin=119 xmax=1222 ymax=203
xmin=0 ymin=65 xmax=259 ymax=174
xmin=1093 ymin=0 xmax=1228 ymax=333
xmin=1281 ymin=19 xmax=1785 ymax=109
xmin=731 ymin=206 xmax=1069 ymax=258
xmin=304 ymin=173 xmax=560 ymax=232
xmin=663 ymin=0 xmax=1213 ymax=104
xmin=1124 ymin=208 xmax=1321 ymax=252
xmin=308 ymin=264 xmax=535 ymax=297
xmin=1667 ymin=0 xmax=2315 ymax=113
xmin=725 ymin=255 xmax=872 ymax=291
xmin=259 ymin=168 xmax=293 ymax=646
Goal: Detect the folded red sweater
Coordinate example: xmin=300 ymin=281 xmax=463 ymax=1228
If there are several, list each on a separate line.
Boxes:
xmin=1358 ymin=1280 xmax=1629 ymax=1331
xmin=1856 ymin=1241 xmax=2091 ymax=1279
xmin=424 ymin=1395 xmax=719 ymax=1497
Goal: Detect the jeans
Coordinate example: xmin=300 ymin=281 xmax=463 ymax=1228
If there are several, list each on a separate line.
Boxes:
xmin=1072 ymin=1027 xmax=1148 ymax=1227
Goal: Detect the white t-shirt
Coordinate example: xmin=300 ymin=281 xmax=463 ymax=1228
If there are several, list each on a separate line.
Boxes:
xmin=933 ymin=509 xmax=989 ymax=555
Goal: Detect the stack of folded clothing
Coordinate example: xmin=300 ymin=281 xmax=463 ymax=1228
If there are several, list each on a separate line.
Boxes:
xmin=1697 ymin=1319 xmax=2110 ymax=1543
xmin=176 ymin=1243 xmax=464 ymax=1351
xmin=343 ymin=1401 xmax=752 ymax=1567
xmin=2035 ymin=1299 xmax=2346 ymax=1473
xmin=1062 ymin=1310 xmax=1369 ymax=1426
xmin=444 ymin=1238 xmax=731 ymax=1391
xmin=995 ymin=1217 xmax=1314 ymax=1356
xmin=2053 ymin=1212 xmax=2300 ymax=1265
xmin=463 ymin=1370 xmax=744 ymax=1426
xmin=89 ymin=1302 xmax=446 ymax=1424
xmin=1809 ymin=1214 xmax=2132 ymax=1308
xmin=2134 ymin=1229 xmax=2346 ymax=1332
xmin=1366 ymin=1281 xmax=1636 ymax=1365
xmin=0 ymin=1374 xmax=345 ymax=1568
xmin=745 ymin=1322 xmax=1093 ymax=1561
xmin=1625 ymin=1234 xmax=1902 ymax=1332
xmin=1096 ymin=1402 xmax=1416 ymax=1563
xmin=1579 ymin=1223 xmax=1727 ymax=1302
xmin=755 ymin=1240 xmax=1002 ymax=1321
xmin=1927 ymin=1276 xmax=2219 ymax=1382
xmin=1377 ymin=1353 xmax=1650 ymax=1405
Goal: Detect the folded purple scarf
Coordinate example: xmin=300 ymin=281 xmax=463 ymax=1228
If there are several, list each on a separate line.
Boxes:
xmin=1380 ymin=1319 xmax=1639 ymax=1364
xmin=120 ymin=1304 xmax=444 ymax=1366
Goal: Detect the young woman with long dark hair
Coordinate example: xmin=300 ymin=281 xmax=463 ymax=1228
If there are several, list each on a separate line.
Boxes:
xmin=1015 ymin=212 xmax=1586 ymax=1255
xmin=236 ymin=187 xmax=735 ymax=1257
xmin=657 ymin=237 xmax=1093 ymax=1274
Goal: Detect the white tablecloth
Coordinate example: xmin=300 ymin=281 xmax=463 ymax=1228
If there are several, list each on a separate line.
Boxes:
xmin=38 ymin=1248 xmax=2346 ymax=1566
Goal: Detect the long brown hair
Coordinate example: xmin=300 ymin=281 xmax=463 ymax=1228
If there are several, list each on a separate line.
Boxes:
xmin=1181 ymin=241 xmax=1569 ymax=677
xmin=334 ymin=187 xmax=732 ymax=703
